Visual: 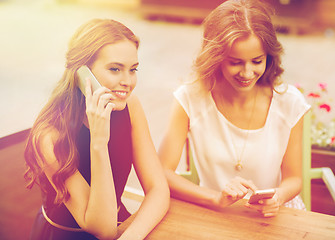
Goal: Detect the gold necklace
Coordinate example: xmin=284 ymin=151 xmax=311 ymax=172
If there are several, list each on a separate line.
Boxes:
xmin=230 ymin=88 xmax=258 ymax=171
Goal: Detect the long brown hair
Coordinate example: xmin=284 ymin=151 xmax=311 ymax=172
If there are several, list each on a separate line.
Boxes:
xmin=194 ymin=0 xmax=284 ymax=91
xmin=24 ymin=19 xmax=139 ymax=204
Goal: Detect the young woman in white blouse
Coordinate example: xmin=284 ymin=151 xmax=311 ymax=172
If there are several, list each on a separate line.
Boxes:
xmin=159 ymin=0 xmax=310 ymax=217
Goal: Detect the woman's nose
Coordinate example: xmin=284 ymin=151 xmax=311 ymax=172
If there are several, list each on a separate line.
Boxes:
xmin=120 ymin=72 xmax=131 ymax=86
xmin=239 ymin=63 xmax=254 ymax=79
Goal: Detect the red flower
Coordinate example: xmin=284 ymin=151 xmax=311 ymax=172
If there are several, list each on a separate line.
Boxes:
xmin=307 ymin=92 xmax=320 ymax=98
xmin=331 ymin=137 xmax=335 ymax=145
xmin=319 ymin=103 xmax=331 ymax=112
xmin=318 ymin=83 xmax=328 ymax=91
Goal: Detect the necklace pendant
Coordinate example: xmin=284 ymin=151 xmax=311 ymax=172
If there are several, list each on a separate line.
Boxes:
xmin=235 ymin=163 xmax=243 ymax=171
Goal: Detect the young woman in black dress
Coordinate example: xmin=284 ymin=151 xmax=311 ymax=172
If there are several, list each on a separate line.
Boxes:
xmin=24 ymin=19 xmax=169 ymax=240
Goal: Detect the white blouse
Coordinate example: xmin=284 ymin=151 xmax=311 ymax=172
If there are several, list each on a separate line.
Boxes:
xmin=174 ymin=83 xmax=310 ymax=192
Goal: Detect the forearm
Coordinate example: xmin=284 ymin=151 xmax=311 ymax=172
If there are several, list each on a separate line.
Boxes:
xmin=118 ymin=185 xmax=170 ymax=240
xmin=276 ymin=176 xmax=302 ymax=205
xmin=166 ymin=169 xmax=220 ymax=209
xmin=84 ymin=144 xmax=118 ymax=236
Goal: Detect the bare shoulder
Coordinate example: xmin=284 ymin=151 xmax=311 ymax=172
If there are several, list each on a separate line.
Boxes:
xmin=127 ymin=94 xmax=145 ymax=123
xmin=127 ymin=94 xmax=141 ymax=110
xmin=39 ymin=126 xmax=61 ymax=167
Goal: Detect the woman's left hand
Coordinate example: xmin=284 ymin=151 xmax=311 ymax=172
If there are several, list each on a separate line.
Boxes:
xmin=244 ymin=192 xmax=281 ymax=217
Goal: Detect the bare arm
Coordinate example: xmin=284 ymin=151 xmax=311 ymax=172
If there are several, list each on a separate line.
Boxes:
xmin=117 ymin=95 xmax=170 ymax=240
xmin=278 ymin=115 xmax=304 ymax=204
xmin=41 ymin=82 xmax=119 ymax=239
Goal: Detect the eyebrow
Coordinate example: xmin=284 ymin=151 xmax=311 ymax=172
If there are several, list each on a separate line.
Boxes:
xmin=109 ymin=62 xmax=139 ymax=68
xmin=253 ymin=54 xmax=266 ymax=59
xmin=228 ymin=54 xmax=266 ymax=60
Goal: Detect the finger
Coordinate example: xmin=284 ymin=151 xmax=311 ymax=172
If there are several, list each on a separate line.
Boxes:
xmin=259 ymin=198 xmax=277 ymax=205
xmin=85 ymin=78 xmax=92 ymax=102
xmin=91 ymin=87 xmax=112 ymax=109
xmin=226 ymin=186 xmax=246 ymax=201
xmin=97 ymin=93 xmax=114 ymax=113
xmin=223 ymin=186 xmax=238 ymax=200
xmin=262 ymin=204 xmax=280 ymax=217
xmin=233 ymin=177 xmax=257 ymax=192
xmin=235 ymin=183 xmax=251 ymax=196
xmin=245 ymin=202 xmax=262 ymax=210
xmin=245 ymin=201 xmax=279 ymax=218
xmin=230 ymin=185 xmax=248 ymax=199
xmin=104 ymin=102 xmax=115 ymax=117
xmin=225 ymin=181 xmax=249 ymax=201
xmin=262 ymin=206 xmax=280 ymax=217
xmin=262 ymin=205 xmax=279 ymax=214
xmin=240 ymin=179 xmax=258 ymax=192
xmin=263 ymin=212 xmax=277 ymax=217
xmin=256 ymin=199 xmax=280 ymax=213
xmin=84 ymin=78 xmax=95 ymax=117
xmin=92 ymin=86 xmax=112 ymax=96
xmin=231 ymin=180 xmax=256 ymax=199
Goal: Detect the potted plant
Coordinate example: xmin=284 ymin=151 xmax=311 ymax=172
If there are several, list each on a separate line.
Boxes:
xmin=297 ymin=82 xmax=335 ymax=215
xmin=296 ymin=82 xmax=335 ymax=151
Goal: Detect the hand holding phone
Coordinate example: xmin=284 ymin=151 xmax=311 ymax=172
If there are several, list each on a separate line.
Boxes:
xmin=77 ymin=65 xmax=102 ymax=96
xmin=248 ymin=188 xmax=276 ymax=204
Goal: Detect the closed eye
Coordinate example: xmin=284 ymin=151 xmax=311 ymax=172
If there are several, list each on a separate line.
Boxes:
xmin=109 ymin=67 xmax=120 ymax=72
xmin=252 ymin=60 xmax=263 ymax=64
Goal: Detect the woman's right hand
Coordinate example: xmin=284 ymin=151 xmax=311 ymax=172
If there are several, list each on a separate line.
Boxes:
xmin=214 ymin=176 xmax=257 ymax=209
xmin=85 ymin=78 xmax=115 ymax=146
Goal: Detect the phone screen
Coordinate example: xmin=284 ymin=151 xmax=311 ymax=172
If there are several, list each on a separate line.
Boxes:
xmin=77 ymin=65 xmax=101 ymax=96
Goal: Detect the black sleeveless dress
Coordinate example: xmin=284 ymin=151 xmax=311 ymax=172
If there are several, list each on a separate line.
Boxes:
xmin=29 ymin=106 xmax=133 ymax=240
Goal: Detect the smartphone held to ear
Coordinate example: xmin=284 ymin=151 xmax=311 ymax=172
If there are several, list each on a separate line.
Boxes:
xmin=77 ymin=65 xmax=101 ymax=96
xmin=248 ymin=188 xmax=276 ymax=204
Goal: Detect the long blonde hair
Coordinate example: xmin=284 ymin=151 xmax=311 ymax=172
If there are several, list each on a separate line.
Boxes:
xmin=194 ymin=0 xmax=284 ymax=91
xmin=24 ymin=19 xmax=139 ymax=204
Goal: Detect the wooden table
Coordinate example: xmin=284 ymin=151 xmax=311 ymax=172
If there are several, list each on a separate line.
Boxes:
xmin=118 ymin=198 xmax=335 ymax=239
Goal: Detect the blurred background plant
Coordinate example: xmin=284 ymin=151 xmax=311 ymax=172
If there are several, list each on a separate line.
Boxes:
xmin=296 ymin=83 xmax=335 ymax=150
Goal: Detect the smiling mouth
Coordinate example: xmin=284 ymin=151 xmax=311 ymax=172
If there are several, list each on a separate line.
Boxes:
xmin=112 ymin=91 xmax=128 ymax=99
xmin=236 ymin=78 xmax=254 ymax=85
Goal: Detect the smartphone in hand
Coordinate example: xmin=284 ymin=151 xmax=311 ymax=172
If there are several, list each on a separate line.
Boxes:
xmin=77 ymin=65 xmax=101 ymax=96
xmin=248 ymin=188 xmax=276 ymax=204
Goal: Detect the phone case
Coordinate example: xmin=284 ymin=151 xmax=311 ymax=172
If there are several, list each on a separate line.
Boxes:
xmin=248 ymin=189 xmax=276 ymax=204
xmin=77 ymin=65 xmax=101 ymax=96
